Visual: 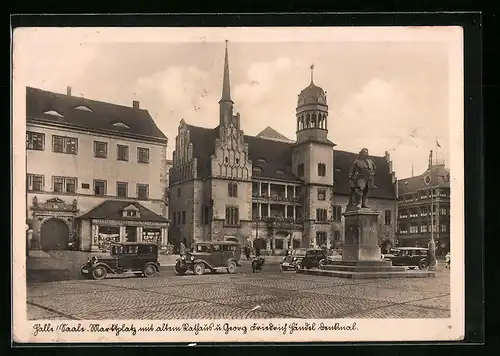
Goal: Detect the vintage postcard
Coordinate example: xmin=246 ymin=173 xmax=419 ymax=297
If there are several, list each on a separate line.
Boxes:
xmin=12 ymin=26 xmax=464 ymax=343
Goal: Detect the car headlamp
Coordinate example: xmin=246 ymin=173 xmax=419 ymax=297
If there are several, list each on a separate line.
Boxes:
xmin=181 ymin=255 xmax=186 ymax=260
xmin=190 ymin=255 xmax=194 ymax=261
xmin=292 ymin=257 xmax=297 ymax=262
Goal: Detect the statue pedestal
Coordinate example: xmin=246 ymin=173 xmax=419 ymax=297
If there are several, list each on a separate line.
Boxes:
xmin=297 ymin=208 xmax=435 ymax=279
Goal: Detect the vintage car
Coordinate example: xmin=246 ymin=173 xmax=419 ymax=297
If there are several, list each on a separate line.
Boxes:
xmin=80 ymin=242 xmax=160 ymax=280
xmin=280 ymin=248 xmax=307 ymax=271
xmin=299 ymin=248 xmax=329 ymax=270
xmin=174 ymin=241 xmax=242 ymax=275
xmin=383 ymin=247 xmax=430 ymax=270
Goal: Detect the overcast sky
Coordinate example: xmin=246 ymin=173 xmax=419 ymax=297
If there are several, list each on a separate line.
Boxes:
xmin=14 ymin=27 xmax=462 ymax=179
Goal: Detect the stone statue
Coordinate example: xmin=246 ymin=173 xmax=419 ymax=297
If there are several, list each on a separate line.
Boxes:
xmin=347 ymin=148 xmax=377 ymax=210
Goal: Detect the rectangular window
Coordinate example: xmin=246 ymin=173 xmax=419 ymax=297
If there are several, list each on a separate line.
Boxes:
xmin=94 ymin=179 xmax=107 ymax=196
xmin=137 ymin=184 xmax=149 ymax=199
xmin=117 ymin=182 xmax=128 ymax=197
xmin=332 ymin=205 xmax=342 ymax=221
xmin=384 ymin=210 xmax=392 ymax=225
xmin=317 ymin=188 xmax=326 ymax=200
xmin=225 ymin=206 xmax=239 ymax=226
xmin=316 ymin=208 xmax=328 ymax=223
xmin=81 ymin=183 xmax=90 ymax=189
xmin=317 ymin=163 xmax=326 ymax=176
xmin=202 ymin=206 xmax=210 ymax=225
xmin=297 ymin=163 xmax=304 ymax=177
xmin=421 ymin=225 xmax=428 ymax=233
xmin=26 ymin=132 xmax=45 ymax=150
xmin=228 ymin=182 xmax=238 ymax=197
xmin=117 ymin=145 xmax=129 ymax=161
xmin=333 ymin=230 xmax=341 ymax=241
xmin=316 ymin=231 xmax=327 ymax=246
xmin=181 ymin=211 xmax=186 ymax=225
xmin=53 ymin=135 xmax=78 ymax=154
xmin=94 ymin=141 xmax=108 ymax=158
xmin=137 ymin=147 xmax=150 ymax=164
xmin=26 ymin=174 xmax=44 ymax=192
xmin=440 ymin=208 xmax=447 ymax=215
xmin=409 ymin=225 xmax=418 ymax=234
xmin=52 ymin=176 xmax=77 ymax=193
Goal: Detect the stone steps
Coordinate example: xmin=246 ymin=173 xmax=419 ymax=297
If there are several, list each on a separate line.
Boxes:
xmin=297 ymin=268 xmax=435 ymax=279
xmin=321 ymin=264 xmax=407 ymax=272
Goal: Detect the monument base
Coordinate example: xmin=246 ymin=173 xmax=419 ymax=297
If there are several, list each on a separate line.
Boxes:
xmin=299 ymin=208 xmax=435 ymax=279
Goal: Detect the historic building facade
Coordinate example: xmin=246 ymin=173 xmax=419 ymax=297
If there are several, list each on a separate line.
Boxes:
xmin=396 ymin=152 xmax=451 ymax=255
xmin=168 ymin=42 xmax=398 ymax=254
xmin=26 ymin=86 xmax=169 ymax=251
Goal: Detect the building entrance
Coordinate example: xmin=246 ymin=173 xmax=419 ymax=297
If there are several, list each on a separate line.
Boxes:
xmin=40 ymin=218 xmax=69 ymax=250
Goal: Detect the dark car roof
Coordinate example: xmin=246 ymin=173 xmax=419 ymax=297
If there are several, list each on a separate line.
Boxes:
xmin=194 ymin=241 xmax=240 ymax=245
xmin=111 ymin=242 xmax=158 ymax=246
xmin=393 ymin=247 xmax=428 ymax=250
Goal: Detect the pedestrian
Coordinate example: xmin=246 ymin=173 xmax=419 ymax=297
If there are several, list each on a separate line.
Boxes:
xmin=244 ymin=245 xmax=251 ymax=260
xmin=179 ymin=240 xmax=186 ymax=256
xmin=445 ymin=252 xmax=451 ymax=269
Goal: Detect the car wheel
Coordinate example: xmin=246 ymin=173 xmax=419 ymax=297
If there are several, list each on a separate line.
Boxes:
xmin=193 ymin=263 xmax=205 ymax=275
xmin=80 ymin=271 xmax=89 ymax=279
xmin=174 ymin=261 xmax=187 ymax=275
xmin=318 ymin=259 xmax=326 ymax=268
xmin=419 ymin=260 xmax=429 ymax=271
xmin=92 ymin=266 xmax=107 ymax=280
xmin=227 ymin=261 xmax=237 ymax=274
xmin=295 ymin=263 xmax=302 ymax=271
xmin=280 ymin=265 xmax=288 ymax=271
xmin=143 ymin=264 xmax=156 ymax=278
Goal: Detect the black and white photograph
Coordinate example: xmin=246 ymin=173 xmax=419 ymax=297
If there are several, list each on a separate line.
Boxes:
xmin=12 ymin=26 xmax=464 ymax=343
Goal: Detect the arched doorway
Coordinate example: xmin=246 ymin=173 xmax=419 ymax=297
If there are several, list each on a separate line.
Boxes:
xmin=40 ymin=218 xmax=69 ymax=251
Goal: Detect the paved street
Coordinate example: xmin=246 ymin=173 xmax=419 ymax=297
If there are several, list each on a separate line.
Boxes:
xmin=27 ymin=262 xmax=451 ymax=320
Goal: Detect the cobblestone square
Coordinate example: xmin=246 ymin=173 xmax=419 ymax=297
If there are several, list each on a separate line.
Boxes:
xmin=26 ymin=266 xmax=451 ymax=320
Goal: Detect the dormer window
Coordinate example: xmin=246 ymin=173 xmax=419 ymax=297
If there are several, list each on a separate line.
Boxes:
xmin=252 ymin=167 xmax=263 ymax=173
xmin=75 ymin=105 xmax=93 ymax=112
xmin=112 ymin=122 xmax=131 ymax=129
xmin=44 ymin=110 xmax=64 ymax=118
xmin=276 ymin=169 xmax=285 ymax=175
xmin=122 ymin=204 xmax=140 ymax=218
xmin=256 ymin=158 xmax=267 ymax=165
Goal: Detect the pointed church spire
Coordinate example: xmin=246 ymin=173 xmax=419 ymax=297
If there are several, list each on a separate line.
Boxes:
xmin=220 ymin=40 xmax=232 ymax=103
xmin=310 ymin=64 xmax=315 ymax=84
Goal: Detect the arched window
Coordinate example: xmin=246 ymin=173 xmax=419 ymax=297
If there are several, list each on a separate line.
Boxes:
xmin=306 ymin=114 xmax=310 ymax=128
xmin=312 ymin=113 xmax=317 ymax=128
xmin=318 ymin=163 xmax=326 ymax=177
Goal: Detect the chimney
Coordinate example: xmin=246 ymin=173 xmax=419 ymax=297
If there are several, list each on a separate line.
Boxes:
xmin=67 ymin=86 xmax=72 ymax=96
xmin=133 ymin=101 xmax=140 ymax=109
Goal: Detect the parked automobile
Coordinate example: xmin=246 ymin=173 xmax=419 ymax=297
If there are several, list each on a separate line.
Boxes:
xmin=299 ymin=248 xmax=329 ymax=270
xmin=80 ymin=242 xmax=160 ymax=280
xmin=280 ymin=248 xmax=307 ymax=271
xmin=174 ymin=241 xmax=242 ymax=275
xmin=383 ymin=247 xmax=430 ymax=270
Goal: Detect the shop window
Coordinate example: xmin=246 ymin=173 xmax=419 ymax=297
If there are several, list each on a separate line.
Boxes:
xmin=142 ymin=229 xmax=161 ymax=244
xmin=26 ymin=131 xmax=45 ymax=151
xmin=98 ymin=226 xmax=120 ymax=251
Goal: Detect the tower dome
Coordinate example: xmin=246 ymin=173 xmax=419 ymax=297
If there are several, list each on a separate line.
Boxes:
xmin=297 ymin=64 xmax=327 ymax=107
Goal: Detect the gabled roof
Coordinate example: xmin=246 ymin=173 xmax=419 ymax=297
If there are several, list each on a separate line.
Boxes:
xmin=182 ymin=124 xmax=396 ymax=199
xmin=26 ymin=87 xmax=167 ymax=142
xmin=78 ymin=200 xmax=168 ymax=222
xmin=256 ymin=126 xmax=293 ymax=142
xmin=398 ymin=164 xmax=450 ymax=195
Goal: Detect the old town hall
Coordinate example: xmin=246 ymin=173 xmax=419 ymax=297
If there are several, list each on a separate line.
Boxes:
xmin=168 ymin=42 xmax=398 ymax=254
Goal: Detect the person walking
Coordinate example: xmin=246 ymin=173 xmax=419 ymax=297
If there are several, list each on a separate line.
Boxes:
xmin=179 ymin=240 xmax=186 ymax=256
xmin=445 ymin=252 xmax=451 ymax=269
